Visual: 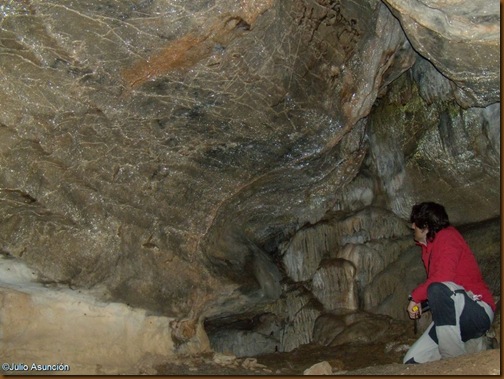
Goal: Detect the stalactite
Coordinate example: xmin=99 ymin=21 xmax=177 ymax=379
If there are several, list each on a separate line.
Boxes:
xmin=279 ymin=307 xmax=320 ymax=352
xmin=280 ymin=222 xmax=338 ymax=282
xmin=312 ymin=258 xmax=358 ymax=310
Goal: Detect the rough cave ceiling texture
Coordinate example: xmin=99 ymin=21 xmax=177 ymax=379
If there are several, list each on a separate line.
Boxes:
xmin=0 ymin=0 xmax=500 ymax=356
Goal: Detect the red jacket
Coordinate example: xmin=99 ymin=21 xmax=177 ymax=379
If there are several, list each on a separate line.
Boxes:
xmin=411 ymin=226 xmax=496 ymax=311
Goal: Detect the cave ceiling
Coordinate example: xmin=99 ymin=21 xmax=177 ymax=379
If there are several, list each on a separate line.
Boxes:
xmin=0 ymin=0 xmax=500 ymax=318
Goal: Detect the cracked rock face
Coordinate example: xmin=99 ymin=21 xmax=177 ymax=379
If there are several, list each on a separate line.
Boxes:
xmin=0 ymin=0 xmax=500 ymax=365
xmin=382 ymin=0 xmax=500 ymax=107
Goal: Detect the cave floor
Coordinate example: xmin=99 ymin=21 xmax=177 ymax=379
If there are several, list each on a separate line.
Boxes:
xmin=154 ymin=344 xmax=500 ymax=376
xmin=153 ymin=318 xmax=501 ymax=375
xmin=154 ymin=342 xmax=407 ymax=376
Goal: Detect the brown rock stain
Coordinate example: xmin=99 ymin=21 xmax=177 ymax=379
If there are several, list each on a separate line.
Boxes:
xmin=121 ymin=0 xmax=275 ymax=93
xmin=121 ymin=31 xmax=212 ymax=91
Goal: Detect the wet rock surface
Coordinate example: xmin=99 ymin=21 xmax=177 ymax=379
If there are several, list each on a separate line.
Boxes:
xmin=383 ymin=0 xmax=500 ymax=107
xmin=0 ymin=0 xmax=500 ymax=373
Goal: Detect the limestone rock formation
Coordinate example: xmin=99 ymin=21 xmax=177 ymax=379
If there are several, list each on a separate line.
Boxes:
xmin=0 ymin=256 xmax=185 ymax=374
xmin=382 ymin=0 xmax=500 ymax=107
xmin=0 ymin=0 xmax=499 ymax=373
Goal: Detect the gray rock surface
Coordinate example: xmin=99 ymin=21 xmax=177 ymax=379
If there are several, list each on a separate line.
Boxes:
xmin=383 ymin=0 xmax=500 ymax=107
xmin=0 ymin=0 xmax=499 ymax=367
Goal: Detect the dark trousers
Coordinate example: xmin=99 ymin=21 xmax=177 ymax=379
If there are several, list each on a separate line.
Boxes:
xmin=404 ymin=281 xmax=493 ymax=363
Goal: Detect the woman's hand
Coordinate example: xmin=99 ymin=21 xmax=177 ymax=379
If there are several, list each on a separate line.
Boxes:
xmin=407 ymin=300 xmax=421 ymax=319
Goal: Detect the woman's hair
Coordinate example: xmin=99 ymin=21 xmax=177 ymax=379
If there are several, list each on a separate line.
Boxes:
xmin=409 ymin=202 xmax=450 ymax=241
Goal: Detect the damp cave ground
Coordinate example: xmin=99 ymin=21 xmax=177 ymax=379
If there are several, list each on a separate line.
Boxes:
xmin=154 ymin=318 xmax=501 ymax=375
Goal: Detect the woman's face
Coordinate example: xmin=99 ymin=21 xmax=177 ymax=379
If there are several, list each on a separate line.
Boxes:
xmin=411 ymin=223 xmax=428 ymax=245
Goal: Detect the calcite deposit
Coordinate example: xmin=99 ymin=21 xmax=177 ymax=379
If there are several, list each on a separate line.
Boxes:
xmin=0 ymin=0 xmax=499 ymax=374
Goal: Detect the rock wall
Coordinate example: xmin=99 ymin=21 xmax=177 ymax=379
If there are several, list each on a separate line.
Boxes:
xmin=0 ymin=256 xmax=202 ymax=375
xmin=0 ymin=0 xmax=499 ymax=368
xmin=383 ymin=0 xmax=500 ymax=107
xmin=367 ymin=58 xmax=500 ymax=223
